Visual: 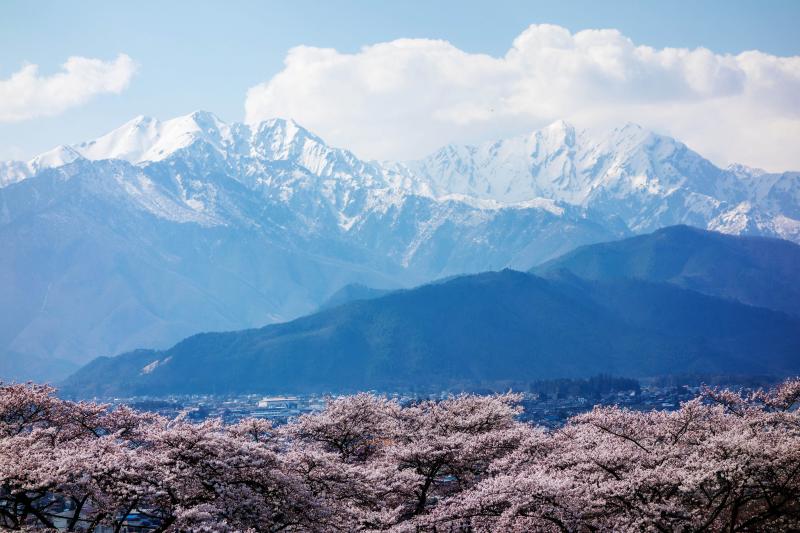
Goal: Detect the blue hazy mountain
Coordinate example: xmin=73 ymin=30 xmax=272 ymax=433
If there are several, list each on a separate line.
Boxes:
xmin=61 ymin=268 xmax=800 ymax=397
xmin=533 ymin=225 xmax=800 ymax=317
xmin=3 ymin=112 xmax=800 ymax=381
xmin=0 ymin=114 xmax=622 ymax=380
xmin=318 ymin=283 xmax=396 ymax=311
xmin=0 ymin=352 xmax=78 ymax=384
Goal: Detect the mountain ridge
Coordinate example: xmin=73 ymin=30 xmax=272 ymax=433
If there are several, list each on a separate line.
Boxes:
xmin=534 ymin=225 xmax=800 ymax=317
xmin=2 ymin=112 xmax=799 ymax=380
xmin=5 ymin=111 xmax=798 ymax=242
xmin=60 ymin=267 xmax=800 ymax=397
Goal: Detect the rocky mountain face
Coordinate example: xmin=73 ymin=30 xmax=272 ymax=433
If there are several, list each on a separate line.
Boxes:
xmin=1 ymin=112 xmax=798 ymax=379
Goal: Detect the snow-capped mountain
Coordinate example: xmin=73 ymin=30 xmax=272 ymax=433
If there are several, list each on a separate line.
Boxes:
xmin=1 ymin=111 xmax=798 ymax=380
xmin=389 ymin=121 xmax=799 ymax=241
xmin=5 ymin=111 xmax=797 ymax=241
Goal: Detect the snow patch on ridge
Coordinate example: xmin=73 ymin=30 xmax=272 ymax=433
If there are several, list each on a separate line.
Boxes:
xmin=141 ymin=356 xmax=172 ymax=375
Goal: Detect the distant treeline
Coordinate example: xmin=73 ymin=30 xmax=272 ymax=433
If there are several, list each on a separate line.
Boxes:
xmin=646 ymin=374 xmax=783 ymax=389
xmin=528 ymin=374 xmax=640 ymax=399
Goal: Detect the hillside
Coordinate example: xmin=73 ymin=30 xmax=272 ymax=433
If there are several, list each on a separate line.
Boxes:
xmin=317 ymin=283 xmax=396 ymax=311
xmin=61 ymin=269 xmax=800 ymax=397
xmin=534 ymin=225 xmax=800 ymax=317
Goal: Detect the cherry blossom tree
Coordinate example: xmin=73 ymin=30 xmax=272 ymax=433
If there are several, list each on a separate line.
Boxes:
xmin=2 ymin=379 xmax=799 ymax=531
xmin=428 ymin=384 xmax=800 ymax=532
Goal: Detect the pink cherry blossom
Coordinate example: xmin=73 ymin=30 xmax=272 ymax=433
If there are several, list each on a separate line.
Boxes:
xmin=2 ymin=379 xmax=799 ymax=531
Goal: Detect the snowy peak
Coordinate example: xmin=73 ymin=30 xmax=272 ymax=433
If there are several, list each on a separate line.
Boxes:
xmin=0 ymin=115 xmax=690 ymax=201
xmin=1 ymin=112 xmax=798 ymax=245
xmin=400 ymin=120 xmax=703 ymax=205
xmin=74 ymin=114 xmax=161 ymax=162
xmin=0 ymin=145 xmax=85 ymax=187
xmin=6 ymin=111 xmax=369 ymax=180
xmin=72 ymin=110 xmax=234 ymax=164
xmin=254 ymin=118 xmax=323 ymax=147
xmin=0 ymin=112 xmax=351 ymax=186
xmin=29 ymin=145 xmax=84 ymax=172
xmin=537 ymin=119 xmax=577 ymax=149
xmin=251 ymin=117 xmax=329 ymax=162
xmin=727 ymin=163 xmax=768 ymax=179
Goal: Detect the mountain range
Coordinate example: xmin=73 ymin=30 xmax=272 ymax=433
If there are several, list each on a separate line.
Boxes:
xmin=2 ymin=112 xmax=799 ymax=381
xmin=61 ymin=226 xmax=800 ymax=397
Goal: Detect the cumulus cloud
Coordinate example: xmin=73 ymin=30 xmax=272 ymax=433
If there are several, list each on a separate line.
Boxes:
xmin=245 ymin=24 xmax=800 ymax=171
xmin=0 ymin=54 xmax=137 ymax=122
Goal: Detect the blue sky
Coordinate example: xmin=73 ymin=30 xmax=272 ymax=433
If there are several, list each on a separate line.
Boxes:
xmin=1 ymin=0 xmax=799 ymax=168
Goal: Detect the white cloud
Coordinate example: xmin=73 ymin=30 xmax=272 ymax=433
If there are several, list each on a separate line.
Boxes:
xmin=245 ymin=24 xmax=800 ymax=171
xmin=0 ymin=54 xmax=137 ymax=122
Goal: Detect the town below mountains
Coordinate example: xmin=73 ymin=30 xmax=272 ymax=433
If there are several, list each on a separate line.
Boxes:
xmin=1 ymin=112 xmax=799 ymax=388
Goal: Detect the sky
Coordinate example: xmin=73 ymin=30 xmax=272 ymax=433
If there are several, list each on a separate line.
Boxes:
xmin=1 ymin=0 xmax=799 ymax=170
